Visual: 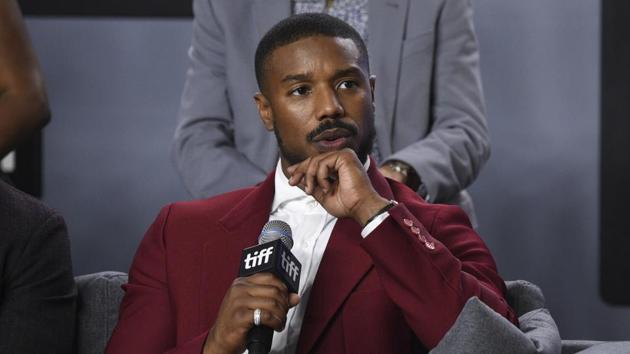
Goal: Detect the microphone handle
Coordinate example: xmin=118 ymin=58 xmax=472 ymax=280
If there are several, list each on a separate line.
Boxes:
xmin=247 ymin=326 xmax=273 ymax=354
xmin=239 ymin=237 xmax=301 ymax=354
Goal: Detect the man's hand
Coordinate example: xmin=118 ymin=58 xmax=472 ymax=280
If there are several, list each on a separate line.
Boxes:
xmin=203 ymin=273 xmax=300 ymax=354
xmin=380 ymin=161 xmax=422 ymax=191
xmin=286 ymin=149 xmax=389 ymax=226
xmin=379 ymin=164 xmax=407 ymax=184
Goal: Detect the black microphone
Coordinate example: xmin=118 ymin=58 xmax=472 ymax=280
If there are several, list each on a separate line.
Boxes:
xmin=239 ymin=220 xmax=302 ymax=354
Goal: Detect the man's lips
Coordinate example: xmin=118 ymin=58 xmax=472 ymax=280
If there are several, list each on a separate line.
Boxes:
xmin=312 ymin=128 xmax=354 ymax=151
xmin=312 ymin=128 xmax=353 ymax=142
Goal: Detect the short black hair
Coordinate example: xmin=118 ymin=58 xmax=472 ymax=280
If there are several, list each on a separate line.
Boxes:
xmin=254 ymin=13 xmax=370 ymax=92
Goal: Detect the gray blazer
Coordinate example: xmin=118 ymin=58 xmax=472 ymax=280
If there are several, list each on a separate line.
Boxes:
xmin=0 ymin=181 xmax=76 ymax=353
xmin=174 ymin=0 xmax=489 ymax=225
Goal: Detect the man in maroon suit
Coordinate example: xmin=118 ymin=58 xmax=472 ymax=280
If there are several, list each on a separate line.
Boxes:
xmin=107 ymin=13 xmax=516 ymax=354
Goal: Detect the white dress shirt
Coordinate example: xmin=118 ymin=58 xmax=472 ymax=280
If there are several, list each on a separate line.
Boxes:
xmin=243 ymin=158 xmax=389 ymax=354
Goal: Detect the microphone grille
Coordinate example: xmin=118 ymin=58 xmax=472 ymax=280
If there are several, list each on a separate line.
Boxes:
xmin=259 ymin=220 xmax=293 ymax=249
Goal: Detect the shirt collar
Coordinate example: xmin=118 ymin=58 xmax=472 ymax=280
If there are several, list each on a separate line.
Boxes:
xmin=271 ymin=157 xmax=371 ymax=213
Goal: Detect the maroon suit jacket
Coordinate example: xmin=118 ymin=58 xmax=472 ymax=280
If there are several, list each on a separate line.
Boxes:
xmin=106 ymin=162 xmax=517 ymax=354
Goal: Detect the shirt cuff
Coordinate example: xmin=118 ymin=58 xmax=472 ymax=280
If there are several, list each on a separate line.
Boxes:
xmin=360 ymin=211 xmax=391 ymax=238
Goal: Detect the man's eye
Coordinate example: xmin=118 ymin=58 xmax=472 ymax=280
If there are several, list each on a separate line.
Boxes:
xmin=290 ymin=86 xmax=310 ymax=96
xmin=338 ymin=81 xmax=357 ymax=89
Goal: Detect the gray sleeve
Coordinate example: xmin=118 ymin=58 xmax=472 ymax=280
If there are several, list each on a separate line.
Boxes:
xmin=0 ymin=213 xmax=77 ymax=354
xmin=386 ymin=0 xmax=490 ymax=203
xmin=173 ymin=0 xmax=267 ymax=199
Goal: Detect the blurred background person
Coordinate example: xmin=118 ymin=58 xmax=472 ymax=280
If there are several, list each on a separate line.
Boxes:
xmin=0 ymin=0 xmax=50 ymax=185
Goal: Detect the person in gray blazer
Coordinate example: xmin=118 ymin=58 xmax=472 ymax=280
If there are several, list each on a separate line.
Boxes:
xmin=174 ymin=0 xmax=489 ymax=226
xmin=0 ymin=180 xmax=76 ymax=353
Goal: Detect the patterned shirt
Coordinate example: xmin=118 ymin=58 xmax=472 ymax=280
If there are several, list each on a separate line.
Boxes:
xmin=293 ymin=0 xmax=369 ymax=45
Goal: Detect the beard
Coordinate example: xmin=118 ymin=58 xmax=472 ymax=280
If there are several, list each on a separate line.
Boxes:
xmin=274 ymin=117 xmax=375 ymax=166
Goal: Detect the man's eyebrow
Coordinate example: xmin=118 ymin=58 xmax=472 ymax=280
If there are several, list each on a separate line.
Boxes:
xmin=333 ymin=67 xmax=363 ymax=79
xmin=280 ymin=67 xmax=364 ymax=83
xmin=281 ymin=73 xmax=312 ymax=83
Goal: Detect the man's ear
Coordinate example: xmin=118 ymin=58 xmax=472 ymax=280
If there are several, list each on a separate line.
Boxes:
xmin=254 ymin=92 xmax=274 ymax=131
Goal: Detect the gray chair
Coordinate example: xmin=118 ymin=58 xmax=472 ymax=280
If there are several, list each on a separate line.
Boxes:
xmin=75 ymin=272 xmax=127 ymax=354
xmin=562 ymin=341 xmax=630 ymax=354
xmin=432 ymin=280 xmax=562 ymax=354
xmin=432 ymin=280 xmax=630 ymax=354
xmin=504 ymin=282 xmax=629 ymax=354
xmin=73 ymin=273 xmax=629 ymax=354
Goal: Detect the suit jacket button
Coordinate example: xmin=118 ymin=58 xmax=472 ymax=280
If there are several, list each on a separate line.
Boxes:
xmin=425 ymin=241 xmax=435 ymax=250
xmin=411 ymin=226 xmax=421 ymax=235
xmin=403 ymin=218 xmax=413 ymax=227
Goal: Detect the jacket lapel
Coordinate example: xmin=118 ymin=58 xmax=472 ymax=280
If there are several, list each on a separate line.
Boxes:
xmin=368 ymin=0 xmax=409 ymax=157
xmin=297 ymin=158 xmax=394 ymax=353
xmin=200 ymin=172 xmax=277 ymax=327
xmin=217 ymin=171 xmax=276 ymax=234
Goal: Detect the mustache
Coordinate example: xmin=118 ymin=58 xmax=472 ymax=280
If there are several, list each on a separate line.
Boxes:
xmin=307 ymin=120 xmax=358 ymax=142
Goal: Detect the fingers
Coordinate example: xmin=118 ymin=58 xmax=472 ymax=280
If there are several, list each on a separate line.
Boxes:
xmin=304 ymin=157 xmax=319 ymax=194
xmin=316 ymin=159 xmax=333 ymax=193
xmin=240 ymin=297 xmax=288 ymax=331
xmin=245 ymin=272 xmax=289 ymax=292
xmin=209 ymin=273 xmax=299 ymax=353
xmin=286 ymin=150 xmax=377 ymax=221
xmin=289 ymin=293 xmax=301 ymax=308
xmin=230 ymin=273 xmax=296 ymax=332
xmin=287 ymin=164 xmax=305 ymax=188
xmin=287 ymin=153 xmax=340 ymax=195
xmin=246 ymin=285 xmax=289 ymax=313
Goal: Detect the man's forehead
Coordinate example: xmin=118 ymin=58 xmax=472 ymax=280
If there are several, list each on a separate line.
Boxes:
xmin=266 ymin=36 xmax=363 ymax=76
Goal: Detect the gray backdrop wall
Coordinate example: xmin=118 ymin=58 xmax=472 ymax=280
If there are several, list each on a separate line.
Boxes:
xmin=26 ymin=0 xmax=629 ymax=341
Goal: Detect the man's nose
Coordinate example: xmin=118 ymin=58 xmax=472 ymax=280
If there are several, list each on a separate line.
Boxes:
xmin=315 ymin=88 xmax=344 ymax=120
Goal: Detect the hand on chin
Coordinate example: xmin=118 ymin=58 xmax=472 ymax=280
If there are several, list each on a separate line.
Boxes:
xmin=286 ymin=149 xmax=389 ymax=226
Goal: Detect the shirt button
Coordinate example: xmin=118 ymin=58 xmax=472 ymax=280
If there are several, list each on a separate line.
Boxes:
xmin=403 ymin=218 xmax=413 ymax=227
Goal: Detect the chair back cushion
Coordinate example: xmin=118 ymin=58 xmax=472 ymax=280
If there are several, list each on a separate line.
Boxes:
xmin=506 ymin=280 xmax=547 ymax=316
xmin=431 ymin=281 xmax=561 ymax=354
xmin=75 ymin=272 xmax=127 ymax=354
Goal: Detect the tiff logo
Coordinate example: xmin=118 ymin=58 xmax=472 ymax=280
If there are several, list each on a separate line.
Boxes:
xmin=281 ymin=251 xmax=299 ymax=283
xmin=243 ymin=246 xmax=274 ymax=270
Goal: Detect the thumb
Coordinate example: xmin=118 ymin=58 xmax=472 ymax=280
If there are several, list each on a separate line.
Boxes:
xmin=289 ymin=293 xmax=301 ymax=308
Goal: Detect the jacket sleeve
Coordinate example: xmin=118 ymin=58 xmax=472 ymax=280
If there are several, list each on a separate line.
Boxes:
xmin=173 ymin=0 xmax=267 ymax=199
xmin=105 ymin=206 xmax=208 ymax=354
xmin=360 ymin=202 xmax=517 ymax=349
xmin=385 ymin=0 xmax=490 ymax=203
xmin=0 ymin=213 xmax=77 ymax=354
